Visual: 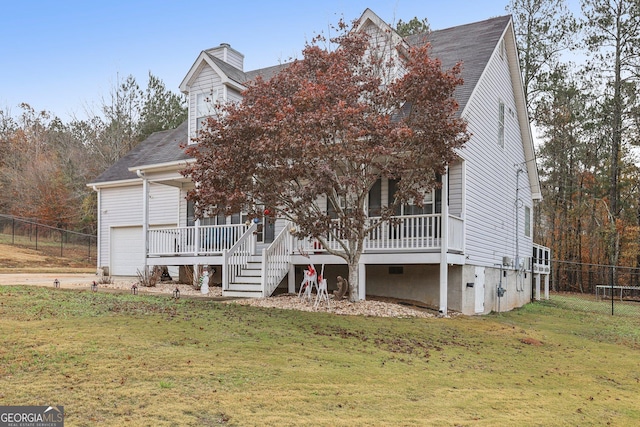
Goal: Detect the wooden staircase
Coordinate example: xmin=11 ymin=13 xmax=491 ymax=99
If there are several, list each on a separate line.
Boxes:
xmin=223 ymin=255 xmax=264 ymax=298
xmin=221 ymin=223 xmax=293 ymax=299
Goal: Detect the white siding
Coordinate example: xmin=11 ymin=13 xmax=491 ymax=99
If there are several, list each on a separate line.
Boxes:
xmin=188 ymin=63 xmax=223 ymax=139
xmin=448 ymin=161 xmax=464 ymax=217
xmin=461 ymin=37 xmax=533 ymax=269
xmin=274 ymin=218 xmax=287 ymax=238
xmin=99 ymin=185 xmax=142 ymax=270
xmin=228 ymin=88 xmax=243 ymax=104
xmin=207 ymin=45 xmax=244 ymax=70
xmin=98 ymin=183 xmax=181 ymax=272
xmin=179 ymin=189 xmax=189 ymax=227
xmin=360 ymin=21 xmax=403 ymax=83
xmin=149 ymin=183 xmax=180 ymax=225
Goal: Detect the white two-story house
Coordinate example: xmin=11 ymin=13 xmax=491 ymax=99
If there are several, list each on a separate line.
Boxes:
xmin=88 ymin=9 xmax=550 ymax=315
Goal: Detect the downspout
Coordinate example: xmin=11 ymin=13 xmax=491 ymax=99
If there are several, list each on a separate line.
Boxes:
xmin=515 ymin=167 xmax=525 ymax=292
xmin=515 ymin=167 xmax=524 ymax=270
xmin=137 ymin=170 xmax=149 ymax=273
xmin=439 ymin=168 xmax=449 ymax=316
xmin=92 ymin=185 xmax=100 ymax=272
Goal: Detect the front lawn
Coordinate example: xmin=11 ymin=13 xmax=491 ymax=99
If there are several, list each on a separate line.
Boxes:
xmin=0 ymin=287 xmax=638 ymax=426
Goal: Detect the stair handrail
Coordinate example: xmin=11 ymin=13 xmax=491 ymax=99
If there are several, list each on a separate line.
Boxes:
xmin=261 ymin=222 xmax=293 ymax=297
xmin=222 ymin=222 xmax=258 ymax=291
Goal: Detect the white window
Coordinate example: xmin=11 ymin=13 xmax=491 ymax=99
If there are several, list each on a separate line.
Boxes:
xmin=524 ymin=205 xmax=531 ymax=237
xmin=196 ymin=90 xmax=219 ymax=131
xmin=367 ymin=178 xmax=441 ymax=217
xmin=498 ymin=101 xmax=505 ymax=148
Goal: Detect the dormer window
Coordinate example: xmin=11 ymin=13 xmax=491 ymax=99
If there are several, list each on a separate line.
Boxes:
xmin=196 ymin=90 xmax=219 ymax=131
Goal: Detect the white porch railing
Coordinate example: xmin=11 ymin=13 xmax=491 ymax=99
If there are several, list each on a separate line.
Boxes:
xmin=296 ymin=214 xmax=464 ymax=253
xmin=261 ymin=223 xmax=294 ymax=297
xmin=533 ymin=243 xmax=551 ymax=274
xmin=148 ymin=224 xmax=248 ymax=256
xmin=147 ymin=214 xmax=465 ymax=257
xmin=222 ymin=223 xmax=258 ymax=292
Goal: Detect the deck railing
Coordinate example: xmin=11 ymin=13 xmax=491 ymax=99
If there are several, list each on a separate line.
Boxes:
xmin=533 ymin=243 xmax=551 ymax=274
xmin=296 ymin=214 xmax=464 ymax=253
xmin=448 ymin=216 xmax=464 ymax=252
xmin=261 ymin=223 xmax=293 ymax=297
xmin=147 ymin=214 xmax=465 ymax=257
xmin=148 ymin=224 xmax=248 ymax=256
xmin=222 ymin=223 xmax=258 ymax=291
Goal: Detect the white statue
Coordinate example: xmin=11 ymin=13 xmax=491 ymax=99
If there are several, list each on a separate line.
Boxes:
xmin=200 ymin=268 xmax=209 ymax=295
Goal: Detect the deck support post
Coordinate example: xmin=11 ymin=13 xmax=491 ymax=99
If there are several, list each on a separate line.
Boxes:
xmin=544 ymin=273 xmax=549 ymax=300
xmin=358 ymin=262 xmax=366 ymax=300
xmin=288 ymin=264 xmax=296 ymax=293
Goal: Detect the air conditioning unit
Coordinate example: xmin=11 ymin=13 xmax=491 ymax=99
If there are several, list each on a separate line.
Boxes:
xmin=502 ymin=256 xmax=512 ymax=267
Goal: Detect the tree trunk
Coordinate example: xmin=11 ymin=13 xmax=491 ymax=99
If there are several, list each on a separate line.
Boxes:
xmin=347 ymin=259 xmax=360 ymax=302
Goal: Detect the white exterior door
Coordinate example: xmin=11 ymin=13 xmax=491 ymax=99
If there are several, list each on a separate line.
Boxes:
xmin=474 ymin=266 xmax=485 ymax=314
xmin=111 ymin=226 xmax=144 ymax=276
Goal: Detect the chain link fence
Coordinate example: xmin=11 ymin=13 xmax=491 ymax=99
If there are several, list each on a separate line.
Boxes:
xmin=0 ymin=214 xmax=96 ymax=265
xmin=547 ymin=260 xmax=640 ymax=316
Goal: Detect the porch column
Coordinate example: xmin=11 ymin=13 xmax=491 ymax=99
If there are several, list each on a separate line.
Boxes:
xmin=439 ymin=168 xmax=449 ymax=315
xmin=358 ymin=262 xmax=366 ymax=300
xmin=137 ymin=170 xmax=149 ymax=273
xmin=288 ymin=264 xmax=296 ymax=293
xmin=535 ymin=273 xmax=541 ymax=301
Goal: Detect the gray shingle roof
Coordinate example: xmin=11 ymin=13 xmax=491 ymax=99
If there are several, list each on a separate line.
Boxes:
xmin=244 ymin=63 xmax=290 ymax=84
xmin=206 ymin=53 xmax=249 ymax=86
xmin=90 ymin=120 xmax=190 ymax=184
xmin=408 ymin=15 xmax=511 ymax=114
xmin=90 ymin=15 xmax=511 ymax=185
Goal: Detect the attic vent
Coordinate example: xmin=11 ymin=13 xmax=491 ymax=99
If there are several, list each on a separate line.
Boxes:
xmin=389 ymin=266 xmax=404 ymax=275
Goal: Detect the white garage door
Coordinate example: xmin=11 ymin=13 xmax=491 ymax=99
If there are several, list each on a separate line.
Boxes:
xmin=111 ymin=226 xmax=144 ymax=276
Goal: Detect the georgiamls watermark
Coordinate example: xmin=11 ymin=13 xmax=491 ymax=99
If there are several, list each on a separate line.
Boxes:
xmin=0 ymin=406 xmax=64 ymax=427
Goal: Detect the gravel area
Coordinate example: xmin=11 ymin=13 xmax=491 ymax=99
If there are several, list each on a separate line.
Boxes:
xmin=0 ymin=274 xmax=442 ymax=318
xmin=101 ymin=278 xmax=440 ymax=318
xmin=226 ymin=293 xmax=440 ymax=318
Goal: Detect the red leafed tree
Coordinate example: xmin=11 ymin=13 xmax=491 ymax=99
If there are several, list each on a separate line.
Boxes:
xmin=183 ymin=20 xmax=469 ymax=301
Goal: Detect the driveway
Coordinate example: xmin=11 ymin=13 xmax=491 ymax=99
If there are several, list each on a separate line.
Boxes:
xmin=0 ymin=273 xmax=101 ymax=288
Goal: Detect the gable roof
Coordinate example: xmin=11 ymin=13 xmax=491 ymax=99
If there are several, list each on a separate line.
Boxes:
xmin=90 ymin=13 xmax=530 ymax=191
xmin=179 ymin=51 xmax=248 ymax=94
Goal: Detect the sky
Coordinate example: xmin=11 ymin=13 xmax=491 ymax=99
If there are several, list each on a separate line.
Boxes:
xmin=0 ymin=0 xmax=516 ymax=122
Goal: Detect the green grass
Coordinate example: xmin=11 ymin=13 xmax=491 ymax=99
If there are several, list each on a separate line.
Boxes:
xmin=0 ymin=287 xmax=639 ymax=426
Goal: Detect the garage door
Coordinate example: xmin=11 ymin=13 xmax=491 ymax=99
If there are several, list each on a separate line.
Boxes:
xmin=111 ymin=226 xmax=144 ymax=276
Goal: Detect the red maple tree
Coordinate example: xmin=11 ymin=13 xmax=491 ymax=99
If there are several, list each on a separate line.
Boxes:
xmin=183 ymin=21 xmax=469 ymax=300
